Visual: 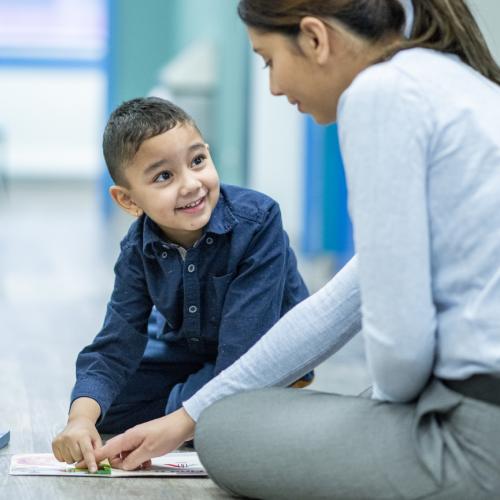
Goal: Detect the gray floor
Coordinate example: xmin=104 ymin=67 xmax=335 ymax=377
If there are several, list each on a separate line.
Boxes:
xmin=0 ymin=181 xmax=368 ymax=499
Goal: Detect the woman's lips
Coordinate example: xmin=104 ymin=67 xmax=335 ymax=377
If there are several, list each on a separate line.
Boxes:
xmin=289 ymin=99 xmax=303 ymax=112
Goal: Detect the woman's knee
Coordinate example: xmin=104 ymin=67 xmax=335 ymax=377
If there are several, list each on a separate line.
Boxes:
xmin=195 ymin=393 xmax=243 ymax=466
xmin=195 ymin=396 xmax=245 ymax=496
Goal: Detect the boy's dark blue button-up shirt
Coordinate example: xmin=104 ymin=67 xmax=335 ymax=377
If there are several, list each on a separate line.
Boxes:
xmin=71 ymin=184 xmax=309 ymax=418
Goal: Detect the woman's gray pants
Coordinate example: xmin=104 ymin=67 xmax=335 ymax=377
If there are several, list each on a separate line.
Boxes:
xmin=194 ymin=379 xmax=500 ymax=499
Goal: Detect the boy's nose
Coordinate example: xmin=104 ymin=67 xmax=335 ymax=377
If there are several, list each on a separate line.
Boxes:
xmin=179 ymin=172 xmax=202 ymax=195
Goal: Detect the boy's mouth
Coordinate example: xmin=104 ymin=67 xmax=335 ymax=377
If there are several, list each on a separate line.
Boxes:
xmin=176 ymin=195 xmax=206 ymax=213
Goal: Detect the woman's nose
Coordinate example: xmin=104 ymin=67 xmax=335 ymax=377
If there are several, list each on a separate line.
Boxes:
xmin=270 ymin=73 xmax=283 ymax=96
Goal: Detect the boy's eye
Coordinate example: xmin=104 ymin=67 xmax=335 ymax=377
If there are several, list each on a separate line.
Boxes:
xmin=192 ymin=154 xmax=206 ymax=167
xmin=154 ymin=171 xmax=172 ymax=183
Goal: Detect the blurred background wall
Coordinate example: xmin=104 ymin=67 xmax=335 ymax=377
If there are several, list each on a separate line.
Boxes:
xmin=0 ymin=0 xmax=499 ymax=286
xmin=0 ymin=0 xmax=498 ymax=422
xmin=0 ymin=0 xmax=106 ymax=179
xmin=0 ymin=0 xmax=353 ymax=284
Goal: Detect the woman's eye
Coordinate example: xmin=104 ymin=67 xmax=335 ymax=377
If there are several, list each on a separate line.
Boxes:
xmin=192 ymin=154 xmax=206 ymax=167
xmin=263 ymin=59 xmax=271 ymax=69
xmin=154 ymin=171 xmax=172 ymax=183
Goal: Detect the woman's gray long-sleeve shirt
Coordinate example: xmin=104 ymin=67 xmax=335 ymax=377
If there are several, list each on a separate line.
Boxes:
xmin=184 ymin=48 xmax=500 ymax=421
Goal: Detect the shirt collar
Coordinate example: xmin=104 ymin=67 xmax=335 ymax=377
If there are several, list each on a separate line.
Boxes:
xmin=204 ymin=188 xmax=238 ymax=235
xmin=142 ymin=187 xmax=238 ymax=256
xmin=142 ymin=216 xmax=166 ymax=256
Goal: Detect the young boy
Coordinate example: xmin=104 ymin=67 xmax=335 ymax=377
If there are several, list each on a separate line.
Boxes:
xmin=52 ymin=97 xmax=311 ymax=466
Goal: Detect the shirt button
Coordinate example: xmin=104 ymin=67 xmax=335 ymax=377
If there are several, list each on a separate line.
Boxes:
xmin=188 ymin=305 xmax=198 ymax=313
xmin=187 ymin=264 xmax=195 ymax=273
xmin=161 ymin=251 xmax=168 ymax=258
xmin=206 ymin=237 xmax=214 ymax=245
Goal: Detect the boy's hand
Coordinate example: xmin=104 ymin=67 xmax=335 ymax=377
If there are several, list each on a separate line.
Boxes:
xmin=52 ymin=416 xmax=102 ymax=473
xmin=94 ymin=408 xmax=195 ymax=471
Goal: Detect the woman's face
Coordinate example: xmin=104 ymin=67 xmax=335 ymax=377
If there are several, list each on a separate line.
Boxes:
xmin=248 ymin=21 xmax=374 ymax=124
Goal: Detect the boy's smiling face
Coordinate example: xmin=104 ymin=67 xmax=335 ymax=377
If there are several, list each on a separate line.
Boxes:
xmin=111 ymin=123 xmax=220 ymax=247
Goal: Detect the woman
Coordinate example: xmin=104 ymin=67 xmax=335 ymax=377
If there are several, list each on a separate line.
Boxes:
xmin=95 ymin=1 xmax=500 ymax=497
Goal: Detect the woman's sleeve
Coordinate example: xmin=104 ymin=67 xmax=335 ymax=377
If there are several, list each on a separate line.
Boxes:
xmin=338 ymin=65 xmax=437 ymax=402
xmin=183 ymin=256 xmax=362 ymax=421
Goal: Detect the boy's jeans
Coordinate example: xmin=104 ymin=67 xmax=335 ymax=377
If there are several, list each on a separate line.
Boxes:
xmin=96 ymin=338 xmax=202 ymax=434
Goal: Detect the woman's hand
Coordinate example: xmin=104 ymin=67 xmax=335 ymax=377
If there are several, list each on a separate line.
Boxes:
xmin=93 ymin=407 xmax=196 ymax=470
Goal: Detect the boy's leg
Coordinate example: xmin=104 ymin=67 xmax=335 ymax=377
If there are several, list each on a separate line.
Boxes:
xmin=195 ymin=381 xmax=500 ymax=499
xmin=97 ymin=358 xmax=202 ymax=434
xmin=97 ymin=308 xmax=202 ymax=434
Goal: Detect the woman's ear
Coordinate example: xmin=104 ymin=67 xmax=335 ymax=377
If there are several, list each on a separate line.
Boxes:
xmin=298 ymin=16 xmax=331 ymax=65
xmin=109 ymin=185 xmax=144 ymax=218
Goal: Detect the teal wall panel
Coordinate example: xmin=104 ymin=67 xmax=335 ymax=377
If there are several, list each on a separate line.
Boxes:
xmin=323 ymin=124 xmax=353 ymax=265
xmin=302 ymin=119 xmax=353 ymax=265
xmin=109 ymin=0 xmax=180 ymax=108
xmin=173 ymin=0 xmax=249 ymax=184
xmin=107 ymin=0 xmax=248 ymax=185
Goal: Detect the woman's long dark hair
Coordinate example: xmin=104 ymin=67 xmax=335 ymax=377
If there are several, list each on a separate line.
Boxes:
xmin=238 ymin=0 xmax=500 ymax=85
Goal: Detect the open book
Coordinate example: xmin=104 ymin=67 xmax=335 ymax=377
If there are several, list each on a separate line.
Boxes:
xmin=9 ymin=451 xmax=207 ymax=477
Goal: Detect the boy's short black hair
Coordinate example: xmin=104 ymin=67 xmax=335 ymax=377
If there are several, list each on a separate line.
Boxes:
xmin=103 ymin=97 xmax=201 ymax=186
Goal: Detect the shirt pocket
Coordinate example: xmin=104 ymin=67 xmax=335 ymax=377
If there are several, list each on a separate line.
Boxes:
xmin=205 ymin=272 xmax=235 ymax=336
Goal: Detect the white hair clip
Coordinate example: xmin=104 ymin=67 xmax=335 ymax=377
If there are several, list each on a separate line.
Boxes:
xmin=398 ymin=0 xmax=414 ymax=38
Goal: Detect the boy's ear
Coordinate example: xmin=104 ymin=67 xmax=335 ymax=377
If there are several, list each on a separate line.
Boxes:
xmin=109 ymin=185 xmax=144 ymax=218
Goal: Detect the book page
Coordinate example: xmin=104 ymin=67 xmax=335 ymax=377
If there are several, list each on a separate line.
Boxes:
xmin=9 ymin=451 xmax=207 ymax=477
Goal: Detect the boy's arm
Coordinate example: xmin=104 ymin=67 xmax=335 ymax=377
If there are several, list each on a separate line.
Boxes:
xmin=52 ymin=397 xmax=102 ymax=470
xmin=164 ymin=362 xmax=215 ymax=414
xmin=68 ymin=397 xmax=102 ymax=423
xmin=71 ymin=243 xmax=153 ymax=422
xmin=214 ymin=202 xmax=308 ymax=375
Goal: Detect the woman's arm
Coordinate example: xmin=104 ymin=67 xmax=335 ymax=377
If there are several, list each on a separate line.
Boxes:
xmin=94 ymin=256 xmax=361 ymax=470
xmin=183 ymin=255 xmax=361 ymax=421
xmin=338 ymin=63 xmax=437 ymax=402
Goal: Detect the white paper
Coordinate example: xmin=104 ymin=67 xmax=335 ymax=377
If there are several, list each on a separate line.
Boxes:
xmin=9 ymin=451 xmax=207 ymax=477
